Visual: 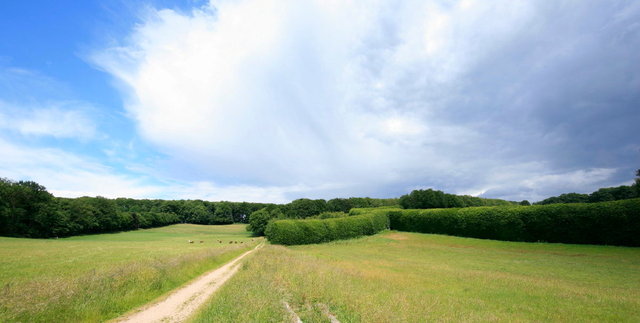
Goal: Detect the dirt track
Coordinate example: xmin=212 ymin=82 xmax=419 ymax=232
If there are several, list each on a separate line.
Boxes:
xmin=115 ymin=243 xmax=263 ymax=323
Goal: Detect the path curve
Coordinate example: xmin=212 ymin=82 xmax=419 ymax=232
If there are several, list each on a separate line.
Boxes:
xmin=116 ymin=243 xmax=263 ymax=323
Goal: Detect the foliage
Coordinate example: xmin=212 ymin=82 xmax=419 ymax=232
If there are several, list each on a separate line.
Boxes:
xmin=265 ymin=212 xmax=389 ymax=245
xmin=247 ymin=206 xmax=284 ymax=236
xmin=248 ymin=197 xmax=397 ymax=236
xmin=212 ymin=202 xmax=234 ymax=224
xmin=535 ymin=192 xmax=589 ymax=205
xmin=326 ymin=197 xmax=399 ymax=213
xmin=384 ymin=198 xmax=640 ymax=246
xmin=282 ymin=198 xmax=328 ymax=218
xmin=309 ymin=211 xmax=348 ymax=219
xmin=0 ymin=176 xmax=400 ymax=238
xmin=536 ymin=184 xmax=639 ymax=205
xmin=0 ymin=178 xmax=54 ymax=237
xmin=399 ymin=188 xmax=514 ymax=209
xmin=0 ymin=178 xmax=273 ymax=238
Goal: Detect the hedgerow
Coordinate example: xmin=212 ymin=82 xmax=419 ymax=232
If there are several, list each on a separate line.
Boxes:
xmin=265 ymin=212 xmax=389 ymax=245
xmin=310 ymin=212 xmax=348 ymax=219
xmin=386 ymin=198 xmax=640 ymax=246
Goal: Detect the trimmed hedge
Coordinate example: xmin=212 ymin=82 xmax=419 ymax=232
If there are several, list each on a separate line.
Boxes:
xmin=386 ymin=198 xmax=640 ymax=246
xmin=265 ymin=212 xmax=389 ymax=245
xmin=310 ymin=212 xmax=348 ymax=219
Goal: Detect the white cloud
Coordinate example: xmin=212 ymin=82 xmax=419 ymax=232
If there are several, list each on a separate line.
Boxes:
xmin=0 ymin=136 xmax=303 ymax=202
xmin=90 ymin=0 xmax=640 ymax=201
xmin=93 ymin=0 xmax=479 ymax=187
xmin=0 ymin=101 xmax=97 ymax=139
xmin=459 ymin=165 xmax=621 ymax=202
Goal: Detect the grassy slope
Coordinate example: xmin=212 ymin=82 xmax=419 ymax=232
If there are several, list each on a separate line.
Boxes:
xmin=193 ymin=231 xmax=640 ymax=322
xmin=0 ymin=224 xmax=258 ymax=322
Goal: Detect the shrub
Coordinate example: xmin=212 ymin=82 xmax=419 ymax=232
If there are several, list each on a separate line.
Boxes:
xmin=310 ymin=212 xmax=348 ymax=219
xmin=265 ymin=212 xmax=389 ymax=245
xmin=386 ymin=198 xmax=640 ymax=246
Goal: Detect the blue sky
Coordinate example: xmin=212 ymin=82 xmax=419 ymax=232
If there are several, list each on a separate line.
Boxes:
xmin=1 ymin=0 xmax=639 ymax=203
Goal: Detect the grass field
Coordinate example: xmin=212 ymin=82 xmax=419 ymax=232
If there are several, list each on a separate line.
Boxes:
xmin=193 ymin=231 xmax=640 ymax=322
xmin=0 ymin=224 xmax=258 ymax=322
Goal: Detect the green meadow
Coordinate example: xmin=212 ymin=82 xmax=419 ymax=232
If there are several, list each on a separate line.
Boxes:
xmin=2 ymin=223 xmax=639 ymax=323
xmin=193 ymin=231 xmax=640 ymax=322
xmin=0 ymin=224 xmax=258 ymax=322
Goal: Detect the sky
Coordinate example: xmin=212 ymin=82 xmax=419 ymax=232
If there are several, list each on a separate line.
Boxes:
xmin=0 ymin=0 xmax=639 ymax=203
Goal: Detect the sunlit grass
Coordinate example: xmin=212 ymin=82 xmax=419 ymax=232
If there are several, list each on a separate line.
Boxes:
xmin=193 ymin=231 xmax=640 ymax=322
xmin=0 ymin=224 xmax=259 ymax=322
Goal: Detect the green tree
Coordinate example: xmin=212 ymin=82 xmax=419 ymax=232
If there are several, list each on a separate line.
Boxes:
xmin=285 ymin=198 xmax=327 ymax=218
xmin=327 ymin=198 xmax=353 ymax=213
xmin=247 ymin=206 xmax=283 ymax=236
xmin=212 ymin=202 xmax=233 ymax=224
xmin=536 ymin=193 xmax=590 ymax=205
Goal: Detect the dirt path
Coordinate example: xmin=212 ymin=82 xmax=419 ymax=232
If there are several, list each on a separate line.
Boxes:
xmin=115 ymin=243 xmax=263 ymax=323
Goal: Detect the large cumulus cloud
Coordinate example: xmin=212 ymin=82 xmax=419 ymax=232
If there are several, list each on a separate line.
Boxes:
xmin=93 ymin=0 xmax=640 ymax=201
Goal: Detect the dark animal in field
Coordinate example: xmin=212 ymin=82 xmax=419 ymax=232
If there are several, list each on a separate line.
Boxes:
xmin=188 ymin=240 xmax=194 ymax=244
xmin=229 ymin=241 xmax=233 ymax=244
xmin=199 ymin=240 xmax=203 ymax=243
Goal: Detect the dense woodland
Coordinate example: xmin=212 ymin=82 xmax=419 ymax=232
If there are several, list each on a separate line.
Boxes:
xmin=0 ymin=177 xmax=274 ymax=238
xmin=0 ymin=177 xmax=397 ymax=238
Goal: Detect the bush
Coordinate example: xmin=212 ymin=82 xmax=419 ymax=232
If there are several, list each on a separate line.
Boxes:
xmin=310 ymin=212 xmax=348 ymax=219
xmin=386 ymin=198 xmax=640 ymax=246
xmin=265 ymin=212 xmax=389 ymax=245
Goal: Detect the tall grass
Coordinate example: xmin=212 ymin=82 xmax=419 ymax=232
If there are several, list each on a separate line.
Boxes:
xmin=192 ymin=231 xmax=640 ymax=322
xmin=0 ymin=224 xmax=257 ymax=322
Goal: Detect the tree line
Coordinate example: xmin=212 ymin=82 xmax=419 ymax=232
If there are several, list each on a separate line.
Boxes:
xmin=535 ymin=170 xmax=640 ymax=205
xmin=0 ymin=178 xmax=273 ymax=238
xmin=9 ymin=169 xmax=637 ymax=239
xmin=398 ymin=188 xmax=517 ymax=209
xmin=0 ymin=177 xmax=399 ymax=238
xmin=535 ymin=184 xmax=640 ymax=205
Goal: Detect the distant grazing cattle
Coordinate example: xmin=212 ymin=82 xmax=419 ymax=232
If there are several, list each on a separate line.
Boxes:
xmin=188 ymin=240 xmax=194 ymax=244
xmin=199 ymin=240 xmax=204 ymax=243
